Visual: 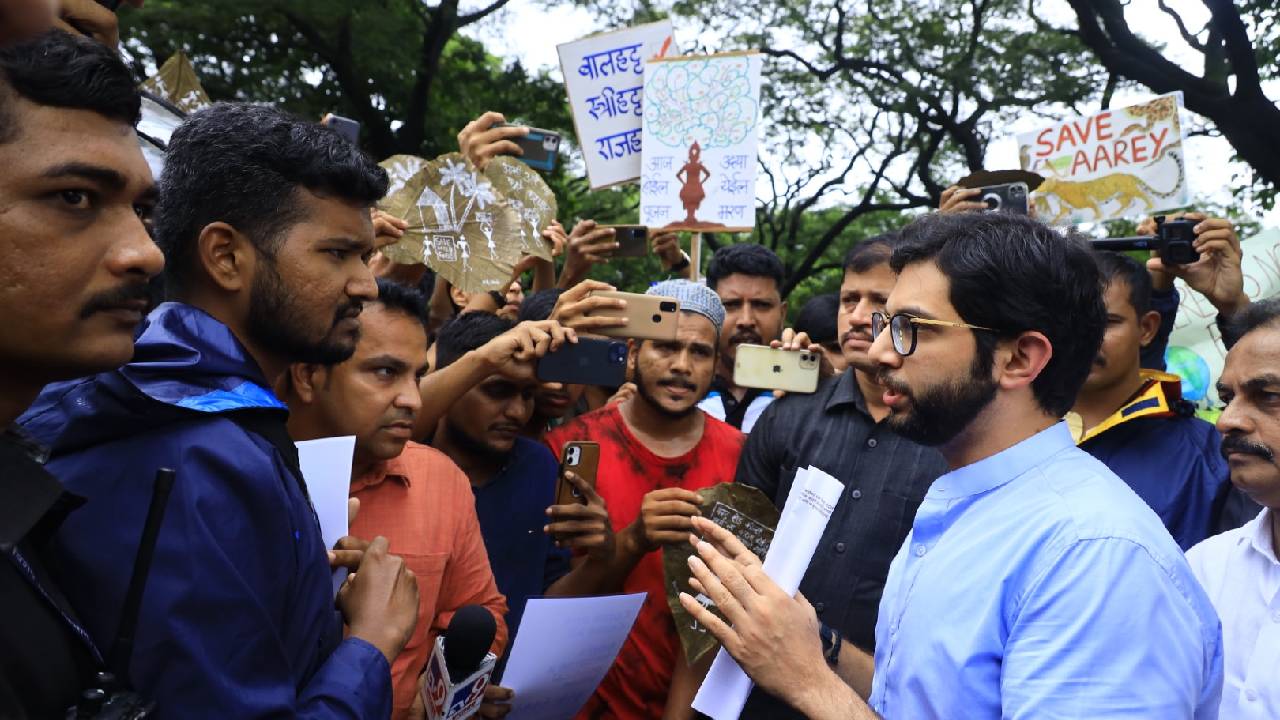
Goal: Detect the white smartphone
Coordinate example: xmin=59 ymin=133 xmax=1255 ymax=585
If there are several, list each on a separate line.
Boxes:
xmin=732 ymin=344 xmax=820 ymax=394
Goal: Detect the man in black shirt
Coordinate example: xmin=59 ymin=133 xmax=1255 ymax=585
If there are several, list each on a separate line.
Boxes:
xmin=0 ymin=31 xmax=165 ymax=717
xmin=734 ymin=234 xmax=948 ymax=718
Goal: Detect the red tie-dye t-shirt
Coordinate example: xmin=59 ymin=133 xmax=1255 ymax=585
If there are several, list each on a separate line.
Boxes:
xmin=544 ymin=403 xmax=745 ymax=720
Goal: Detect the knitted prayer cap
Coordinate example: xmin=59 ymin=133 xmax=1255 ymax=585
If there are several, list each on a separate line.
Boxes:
xmin=647 ymin=279 xmax=725 ymax=335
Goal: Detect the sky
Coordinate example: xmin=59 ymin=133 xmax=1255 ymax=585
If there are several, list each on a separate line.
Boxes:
xmin=460 ymin=0 xmax=1279 ymax=228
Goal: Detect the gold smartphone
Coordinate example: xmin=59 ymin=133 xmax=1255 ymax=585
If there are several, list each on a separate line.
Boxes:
xmin=557 ymin=441 xmax=600 ymax=506
xmin=732 ymin=344 xmax=821 ymax=394
xmin=586 ymin=291 xmax=680 ymax=341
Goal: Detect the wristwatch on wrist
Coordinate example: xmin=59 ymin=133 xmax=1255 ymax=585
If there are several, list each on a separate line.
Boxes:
xmin=819 ymin=622 xmax=841 ymax=667
xmin=668 ymin=252 xmax=691 ymax=273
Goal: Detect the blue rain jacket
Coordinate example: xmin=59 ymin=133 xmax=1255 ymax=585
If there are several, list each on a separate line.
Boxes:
xmin=18 ymin=303 xmax=391 ymax=719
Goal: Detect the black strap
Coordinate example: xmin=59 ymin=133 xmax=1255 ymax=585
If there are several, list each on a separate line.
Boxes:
xmin=724 ymin=388 xmax=766 ymax=430
xmin=223 ymin=409 xmax=309 ymax=502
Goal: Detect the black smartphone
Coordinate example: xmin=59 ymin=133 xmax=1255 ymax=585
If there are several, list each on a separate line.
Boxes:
xmin=977 ymin=182 xmax=1029 ymax=215
xmin=327 ymin=115 xmax=361 ymax=144
xmin=605 ymin=225 xmax=648 ymax=258
xmin=498 ymin=124 xmax=561 ymax=173
xmin=96 ymin=0 xmax=124 ymax=9
xmin=536 ymin=337 xmax=628 ymax=388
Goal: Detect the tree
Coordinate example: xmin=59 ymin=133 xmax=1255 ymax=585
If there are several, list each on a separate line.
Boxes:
xmin=120 ymin=0 xmax=637 ymax=232
xmin=1057 ymin=0 xmax=1280 ymax=205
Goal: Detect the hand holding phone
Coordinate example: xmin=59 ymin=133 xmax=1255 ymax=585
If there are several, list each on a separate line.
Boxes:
xmin=585 ymin=291 xmax=680 ymax=341
xmin=733 ymin=344 xmax=821 ymax=394
xmin=555 ymin=442 xmax=600 ymax=506
xmin=602 ymin=225 xmax=649 ymax=258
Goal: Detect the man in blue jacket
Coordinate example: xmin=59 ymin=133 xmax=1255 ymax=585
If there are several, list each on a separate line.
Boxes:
xmin=20 ymin=103 xmax=420 ymax=718
xmin=1067 ymin=251 xmax=1231 ymax=549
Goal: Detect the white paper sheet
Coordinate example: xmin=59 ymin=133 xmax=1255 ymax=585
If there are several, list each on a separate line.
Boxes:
xmin=502 ymin=593 xmax=647 ymax=720
xmin=296 ymin=436 xmax=356 ymax=595
xmin=692 ymin=466 xmax=844 ymax=719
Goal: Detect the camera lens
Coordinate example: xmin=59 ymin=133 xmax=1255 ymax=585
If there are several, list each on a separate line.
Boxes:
xmin=982 ymin=193 xmax=1001 ymax=210
xmin=659 ymin=301 xmax=677 ymax=313
xmin=609 ymin=344 xmax=627 ymax=363
xmin=651 ymin=314 xmax=662 ymax=323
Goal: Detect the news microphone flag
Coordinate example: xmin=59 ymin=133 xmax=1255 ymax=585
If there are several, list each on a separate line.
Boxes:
xmin=423 ymin=635 xmax=497 ymax=720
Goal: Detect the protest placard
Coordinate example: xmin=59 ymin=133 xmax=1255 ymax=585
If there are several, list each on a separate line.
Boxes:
xmin=640 ymin=52 xmax=763 ymax=233
xmin=1018 ymin=93 xmax=1189 ymax=224
xmin=558 ymin=20 xmax=678 ymax=189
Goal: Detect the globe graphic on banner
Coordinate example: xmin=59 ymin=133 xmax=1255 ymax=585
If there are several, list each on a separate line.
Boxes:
xmin=1165 ymin=346 xmax=1211 ymax=402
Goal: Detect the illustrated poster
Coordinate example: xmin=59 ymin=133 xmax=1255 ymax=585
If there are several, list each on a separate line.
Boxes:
xmin=640 ymin=52 xmax=763 ymax=233
xmin=1018 ymin=92 xmax=1189 ymax=224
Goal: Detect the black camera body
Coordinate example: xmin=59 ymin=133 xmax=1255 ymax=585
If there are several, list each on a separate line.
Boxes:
xmin=1091 ymin=216 xmax=1200 ymax=265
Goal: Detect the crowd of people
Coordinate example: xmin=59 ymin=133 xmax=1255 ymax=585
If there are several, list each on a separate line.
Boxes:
xmin=2 ymin=4 xmax=1278 ymax=720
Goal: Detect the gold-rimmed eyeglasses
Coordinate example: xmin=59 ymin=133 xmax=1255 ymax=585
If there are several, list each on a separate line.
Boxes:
xmin=870 ymin=311 xmax=999 ymax=356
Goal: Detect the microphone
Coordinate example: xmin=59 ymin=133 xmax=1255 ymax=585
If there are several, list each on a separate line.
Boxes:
xmin=422 ymin=605 xmax=498 ymax=720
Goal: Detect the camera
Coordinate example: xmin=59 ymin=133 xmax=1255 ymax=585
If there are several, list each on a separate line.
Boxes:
xmin=608 ymin=343 xmax=628 ymax=364
xmin=1091 ymin=216 xmax=1200 ymax=265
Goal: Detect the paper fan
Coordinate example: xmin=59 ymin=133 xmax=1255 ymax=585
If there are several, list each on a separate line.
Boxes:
xmin=377 ymin=153 xmax=521 ymax=293
xmin=484 ymin=157 xmax=557 ymax=261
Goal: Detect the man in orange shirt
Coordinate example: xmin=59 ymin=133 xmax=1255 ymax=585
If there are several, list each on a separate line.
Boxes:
xmin=286 ymin=279 xmax=508 ymax=720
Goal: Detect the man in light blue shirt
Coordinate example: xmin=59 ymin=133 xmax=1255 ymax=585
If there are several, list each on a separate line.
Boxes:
xmin=680 ymin=211 xmax=1223 ymax=719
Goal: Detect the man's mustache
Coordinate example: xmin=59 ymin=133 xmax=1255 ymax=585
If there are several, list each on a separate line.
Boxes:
xmin=729 ymin=330 xmax=762 ymax=346
xmin=842 ymin=327 xmax=871 ymax=345
xmin=80 ymin=282 xmax=151 ymax=318
xmin=1221 ymin=434 xmax=1275 ymax=463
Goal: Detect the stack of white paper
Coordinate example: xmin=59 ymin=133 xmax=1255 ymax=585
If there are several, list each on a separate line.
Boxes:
xmin=296 ymin=436 xmax=356 ymax=596
xmin=692 ymin=466 xmax=844 ymax=720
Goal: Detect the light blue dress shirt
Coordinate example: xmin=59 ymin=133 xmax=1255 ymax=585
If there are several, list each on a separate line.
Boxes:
xmin=869 ymin=422 xmax=1223 ymax=719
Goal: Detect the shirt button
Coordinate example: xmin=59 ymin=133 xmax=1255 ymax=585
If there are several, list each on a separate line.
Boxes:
xmin=866 ymin=438 xmax=878 ymax=448
xmin=914 ymin=544 xmax=927 ymax=557
xmin=815 ymin=602 xmax=825 ymax=614
xmin=851 ymin=489 xmax=863 ymax=499
xmin=1245 ymin=688 xmax=1258 ymax=702
xmin=1272 ymin=610 xmax=1280 ymax=623
xmin=835 ymin=542 xmax=847 ymax=554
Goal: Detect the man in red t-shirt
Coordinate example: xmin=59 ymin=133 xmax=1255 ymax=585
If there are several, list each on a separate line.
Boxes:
xmin=545 ymin=280 xmax=745 ymax=719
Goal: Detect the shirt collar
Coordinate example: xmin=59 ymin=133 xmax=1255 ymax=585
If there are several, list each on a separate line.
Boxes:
xmin=0 ymin=427 xmax=81 ymax=547
xmin=1245 ymin=507 xmax=1278 ymax=566
xmin=826 ymin=369 xmax=869 ymax=416
xmin=928 ymin=422 xmax=1074 ymax=500
xmin=351 ymin=453 xmax=412 ymax=493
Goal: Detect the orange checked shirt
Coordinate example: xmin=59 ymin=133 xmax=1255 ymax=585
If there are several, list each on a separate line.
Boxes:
xmin=348 ymin=441 xmax=508 ymax=720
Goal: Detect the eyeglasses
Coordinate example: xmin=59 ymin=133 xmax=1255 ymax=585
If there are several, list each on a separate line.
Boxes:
xmin=870 ymin=311 xmax=998 ymax=357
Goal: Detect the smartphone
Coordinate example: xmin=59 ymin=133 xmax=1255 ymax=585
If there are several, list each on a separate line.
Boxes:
xmin=733 ymin=344 xmax=821 ymax=394
xmin=604 ymin=225 xmax=649 ymax=258
xmin=536 ymin=337 xmax=628 ymax=388
xmin=327 ymin=114 xmax=361 ymax=144
xmin=96 ymin=0 xmax=124 ymax=9
xmin=977 ymin=182 xmax=1028 ymax=215
xmin=586 ymin=291 xmax=680 ymax=341
xmin=498 ymin=124 xmax=562 ymax=173
xmin=556 ymin=441 xmax=600 ymax=506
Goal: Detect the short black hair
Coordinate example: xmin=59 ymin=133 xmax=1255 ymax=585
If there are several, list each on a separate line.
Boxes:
xmin=154 ymin=102 xmax=389 ymax=293
xmin=1093 ymin=251 xmax=1153 ymax=316
xmin=373 ymin=278 xmax=429 ymax=334
xmin=0 ymin=30 xmax=140 ymax=144
xmin=707 ymin=243 xmax=785 ymax=293
xmin=434 ymin=311 xmax=514 ymax=370
xmin=519 ymin=288 xmax=563 ymax=323
xmin=891 ymin=212 xmax=1105 ymax=417
xmin=794 ymin=293 xmax=839 ymax=344
xmin=1223 ymin=297 xmax=1280 ymax=350
xmin=843 ymin=233 xmax=900 ymax=274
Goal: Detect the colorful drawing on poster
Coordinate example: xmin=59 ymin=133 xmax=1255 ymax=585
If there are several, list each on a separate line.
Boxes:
xmin=558 ymin=20 xmax=678 ymax=189
xmin=1017 ymin=93 xmax=1189 ymax=224
xmin=640 ymin=52 xmax=763 ymax=233
xmin=377 ymin=153 xmax=520 ymax=293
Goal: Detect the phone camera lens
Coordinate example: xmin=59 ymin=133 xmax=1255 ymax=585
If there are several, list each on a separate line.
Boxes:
xmin=651 ymin=313 xmax=662 ymax=323
xmin=982 ymin=193 xmax=1001 ymax=210
xmin=659 ymin=301 xmax=677 ymax=313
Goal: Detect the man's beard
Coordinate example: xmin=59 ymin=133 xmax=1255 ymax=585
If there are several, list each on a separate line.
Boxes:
xmin=634 ymin=360 xmax=701 ymax=420
xmin=247 ymin=257 xmax=363 ymax=366
xmin=877 ymin=352 xmax=998 ymax=447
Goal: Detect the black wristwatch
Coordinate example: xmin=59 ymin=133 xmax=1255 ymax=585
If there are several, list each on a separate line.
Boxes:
xmin=819 ymin=622 xmax=841 ymax=667
xmin=668 ymin=254 xmax=691 ymax=273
